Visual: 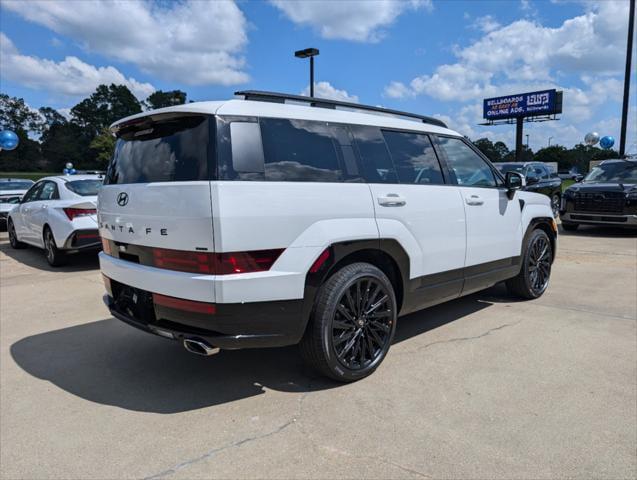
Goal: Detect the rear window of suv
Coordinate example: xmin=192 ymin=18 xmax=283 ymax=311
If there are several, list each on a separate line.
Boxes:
xmin=105 ymin=114 xmax=212 ymax=184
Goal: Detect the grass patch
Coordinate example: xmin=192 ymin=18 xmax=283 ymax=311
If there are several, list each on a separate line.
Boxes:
xmin=0 ymin=172 xmax=58 ymax=181
xmin=561 ymin=179 xmax=575 ymax=192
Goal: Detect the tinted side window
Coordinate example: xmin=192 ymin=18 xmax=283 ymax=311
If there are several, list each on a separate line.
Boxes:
xmin=21 ymin=183 xmax=43 ymax=203
xmin=382 ymin=131 xmax=444 ymax=184
xmin=437 ymin=137 xmax=497 ymax=187
xmin=38 ymin=181 xmax=58 ymax=200
xmin=350 ymin=125 xmax=397 ymax=183
xmin=260 ymin=118 xmax=342 ymax=182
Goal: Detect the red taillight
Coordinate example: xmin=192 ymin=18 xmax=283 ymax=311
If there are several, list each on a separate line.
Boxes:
xmin=64 ymin=208 xmax=96 ymax=220
xmin=101 ymin=238 xmax=112 ymax=255
xmin=150 ymin=247 xmax=284 ymax=275
xmin=153 ymin=248 xmax=215 ymax=273
xmin=152 ymin=293 xmax=216 ymax=314
xmin=215 ymin=250 xmax=284 ymax=275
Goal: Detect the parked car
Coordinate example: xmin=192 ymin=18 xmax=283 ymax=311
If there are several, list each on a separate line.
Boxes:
xmin=558 ymin=170 xmax=584 ymax=182
xmin=0 ymin=178 xmax=34 ymax=228
xmin=559 ymin=159 xmax=637 ymax=230
xmin=495 ymin=162 xmax=563 ymax=216
xmin=98 ymin=90 xmax=557 ymax=382
xmin=7 ymin=175 xmax=103 ymax=266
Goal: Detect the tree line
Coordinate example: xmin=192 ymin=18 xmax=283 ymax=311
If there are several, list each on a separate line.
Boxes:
xmin=0 ymin=83 xmax=620 ymax=174
xmin=472 ymin=138 xmax=619 ymax=172
xmin=0 ymin=85 xmax=187 ymax=172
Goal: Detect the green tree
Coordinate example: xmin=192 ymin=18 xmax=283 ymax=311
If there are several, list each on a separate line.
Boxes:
xmin=40 ymin=123 xmax=92 ymax=172
xmin=71 ymin=84 xmax=142 ymax=137
xmin=144 ymin=90 xmax=187 ymax=110
xmin=89 ymin=128 xmax=116 ymax=168
xmin=533 ymin=145 xmax=571 ymax=170
xmin=0 ymin=129 xmax=43 ymax=171
xmin=0 ymin=94 xmax=42 ymax=132
xmin=473 ymin=138 xmax=500 ymax=162
xmin=502 ymin=145 xmax=534 ymax=163
xmin=493 ymin=141 xmax=509 ymax=160
xmin=38 ymin=107 xmax=67 ymax=131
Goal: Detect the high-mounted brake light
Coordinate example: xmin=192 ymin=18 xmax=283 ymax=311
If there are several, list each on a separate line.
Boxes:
xmin=151 ymin=247 xmax=284 ymax=275
xmin=64 ymin=208 xmax=96 ymax=220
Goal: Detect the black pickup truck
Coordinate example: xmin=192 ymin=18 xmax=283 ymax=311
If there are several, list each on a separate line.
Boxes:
xmin=559 ymin=159 xmax=637 ymax=230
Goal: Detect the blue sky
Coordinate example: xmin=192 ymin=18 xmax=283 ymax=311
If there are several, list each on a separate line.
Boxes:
xmin=1 ymin=0 xmax=635 ymax=152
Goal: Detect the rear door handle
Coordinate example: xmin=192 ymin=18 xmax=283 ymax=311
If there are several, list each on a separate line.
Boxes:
xmin=378 ymin=193 xmax=406 ymax=207
xmin=465 ymin=194 xmax=484 ymax=206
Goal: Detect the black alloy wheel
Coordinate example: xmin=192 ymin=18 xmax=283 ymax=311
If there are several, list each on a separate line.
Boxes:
xmin=8 ymin=220 xmax=26 ymax=249
xmin=506 ymin=229 xmax=553 ymax=299
xmin=527 ymin=233 xmax=552 ymax=296
xmin=300 ymin=262 xmax=397 ymax=382
xmin=331 ymin=276 xmax=393 ymax=371
xmin=44 ymin=227 xmax=66 ymax=267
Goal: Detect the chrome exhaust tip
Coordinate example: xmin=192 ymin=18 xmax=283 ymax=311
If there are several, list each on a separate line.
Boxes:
xmin=183 ymin=338 xmax=220 ymax=356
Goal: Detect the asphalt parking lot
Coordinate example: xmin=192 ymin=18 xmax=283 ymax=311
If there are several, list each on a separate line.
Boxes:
xmin=1 ymin=227 xmax=635 ymax=480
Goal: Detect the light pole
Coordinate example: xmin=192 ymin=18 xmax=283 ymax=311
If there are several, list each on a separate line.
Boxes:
xmin=619 ymin=0 xmax=635 ymax=157
xmin=295 ymin=48 xmax=319 ymax=97
xmin=525 ymin=134 xmax=529 ymax=148
xmin=548 ymin=136 xmax=553 ymax=147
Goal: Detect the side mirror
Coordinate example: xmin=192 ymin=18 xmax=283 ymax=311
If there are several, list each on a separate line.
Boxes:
xmin=505 ymin=171 xmax=525 ymax=197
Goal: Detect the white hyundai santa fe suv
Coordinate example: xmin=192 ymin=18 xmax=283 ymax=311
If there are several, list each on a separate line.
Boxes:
xmin=99 ymin=91 xmax=557 ymax=381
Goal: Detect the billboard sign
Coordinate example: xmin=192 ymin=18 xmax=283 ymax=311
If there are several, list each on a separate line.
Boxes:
xmin=483 ymin=89 xmax=559 ymax=120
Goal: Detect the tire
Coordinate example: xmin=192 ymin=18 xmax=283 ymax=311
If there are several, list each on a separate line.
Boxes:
xmin=7 ymin=219 xmax=27 ymax=249
xmin=43 ymin=226 xmax=67 ymax=267
xmin=300 ymin=262 xmax=397 ymax=382
xmin=551 ymin=194 xmax=560 ymax=218
xmin=506 ymin=229 xmax=553 ymax=299
xmin=561 ymin=222 xmax=578 ymax=231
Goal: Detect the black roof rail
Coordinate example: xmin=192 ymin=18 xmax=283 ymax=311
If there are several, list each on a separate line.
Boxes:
xmin=234 ymin=90 xmax=447 ymax=128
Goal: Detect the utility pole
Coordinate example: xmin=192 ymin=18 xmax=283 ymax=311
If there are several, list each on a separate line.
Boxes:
xmin=548 ymin=136 xmax=553 ymax=147
xmin=515 ymin=118 xmax=524 ymax=161
xmin=619 ymin=0 xmax=635 ymax=157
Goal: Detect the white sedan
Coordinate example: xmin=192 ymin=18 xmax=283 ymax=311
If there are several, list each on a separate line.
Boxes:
xmin=1 ymin=179 xmax=35 ymax=228
xmin=7 ymin=175 xmax=103 ymax=266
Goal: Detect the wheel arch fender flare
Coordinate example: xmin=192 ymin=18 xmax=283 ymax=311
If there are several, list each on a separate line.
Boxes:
xmin=522 ymin=216 xmax=557 ymax=264
xmin=297 ymin=239 xmax=411 ymax=340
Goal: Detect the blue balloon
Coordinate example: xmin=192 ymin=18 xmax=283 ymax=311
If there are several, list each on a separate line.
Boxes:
xmin=0 ymin=130 xmax=19 ymax=151
xmin=600 ymin=135 xmax=615 ymax=150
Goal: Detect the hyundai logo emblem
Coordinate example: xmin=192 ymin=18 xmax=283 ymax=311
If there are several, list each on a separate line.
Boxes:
xmin=117 ymin=192 xmax=129 ymax=206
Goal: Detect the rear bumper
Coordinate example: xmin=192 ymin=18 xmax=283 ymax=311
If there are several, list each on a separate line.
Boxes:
xmin=62 ymin=229 xmax=101 ymax=250
xmin=103 ymin=281 xmax=305 ymax=349
xmin=560 ymin=212 xmax=637 ymax=227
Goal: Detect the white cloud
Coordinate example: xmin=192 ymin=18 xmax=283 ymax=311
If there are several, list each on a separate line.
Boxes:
xmin=385 ymin=1 xmax=629 ymax=101
xmin=270 ymin=0 xmax=432 ymax=42
xmin=383 ymin=81 xmax=413 ymax=99
xmin=0 ymin=33 xmax=155 ymax=100
xmin=301 ymin=82 xmax=359 ymax=102
xmin=2 ymin=0 xmax=249 ymax=85
xmin=472 ymin=15 xmax=501 ymax=33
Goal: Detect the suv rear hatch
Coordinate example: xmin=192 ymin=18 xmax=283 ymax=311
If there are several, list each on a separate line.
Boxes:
xmin=99 ymin=112 xmax=216 ymax=276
